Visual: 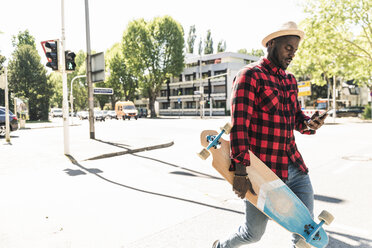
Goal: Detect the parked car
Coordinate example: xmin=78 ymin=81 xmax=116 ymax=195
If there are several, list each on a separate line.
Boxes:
xmin=102 ymin=110 xmax=109 ymax=119
xmin=49 ymin=108 xmax=63 ymax=118
xmin=107 ymin=110 xmax=117 ymax=119
xmin=77 ymin=111 xmax=89 ymax=120
xmin=336 ymin=107 xmax=365 ymax=117
xmin=94 ymin=110 xmax=105 ymax=122
xmin=0 ymin=107 xmax=19 ymax=136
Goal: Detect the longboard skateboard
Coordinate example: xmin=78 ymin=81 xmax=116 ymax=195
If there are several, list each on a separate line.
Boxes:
xmin=198 ymin=123 xmax=334 ymax=248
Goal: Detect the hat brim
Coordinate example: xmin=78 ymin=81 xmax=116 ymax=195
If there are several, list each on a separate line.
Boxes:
xmin=262 ymin=29 xmax=304 ymax=47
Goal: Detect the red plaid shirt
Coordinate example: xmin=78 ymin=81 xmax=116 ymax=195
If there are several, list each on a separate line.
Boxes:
xmin=230 ymin=58 xmax=315 ymax=180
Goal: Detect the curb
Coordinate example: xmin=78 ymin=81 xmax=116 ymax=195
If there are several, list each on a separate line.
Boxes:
xmin=85 ymin=141 xmax=174 ymax=161
xmin=20 ymin=123 xmax=82 ymax=130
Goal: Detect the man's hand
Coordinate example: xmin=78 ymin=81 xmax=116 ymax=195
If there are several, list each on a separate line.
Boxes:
xmin=232 ymin=163 xmax=256 ymax=198
xmin=305 ymin=111 xmax=327 ymax=130
xmin=233 ymin=175 xmax=256 ymax=199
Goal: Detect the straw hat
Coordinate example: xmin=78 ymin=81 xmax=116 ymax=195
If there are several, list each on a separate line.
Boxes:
xmin=262 ymin=21 xmax=304 ymax=47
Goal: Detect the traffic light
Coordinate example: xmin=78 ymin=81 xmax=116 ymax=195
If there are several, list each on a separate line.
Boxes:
xmin=45 ymin=41 xmax=59 ymax=70
xmin=65 ymin=50 xmax=76 ymax=71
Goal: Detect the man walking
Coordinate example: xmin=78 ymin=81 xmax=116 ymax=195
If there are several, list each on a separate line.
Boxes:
xmin=213 ymin=21 xmax=327 ymax=248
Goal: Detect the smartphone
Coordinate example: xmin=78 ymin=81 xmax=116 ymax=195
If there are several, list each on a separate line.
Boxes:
xmin=319 ymin=109 xmax=331 ymax=118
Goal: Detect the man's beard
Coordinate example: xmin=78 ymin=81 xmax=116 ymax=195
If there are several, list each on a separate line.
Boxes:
xmin=271 ymin=46 xmax=286 ymax=70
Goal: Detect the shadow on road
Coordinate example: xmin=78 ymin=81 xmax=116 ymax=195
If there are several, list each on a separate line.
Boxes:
xmin=314 ymin=194 xmax=345 ymax=204
xmin=90 ymin=138 xmax=222 ymax=181
xmin=0 ymin=135 xmax=19 ymax=139
xmin=132 ymin=153 xmax=224 ymax=181
xmin=328 ymin=230 xmax=372 ymax=248
xmin=65 ymin=154 xmax=244 ymax=215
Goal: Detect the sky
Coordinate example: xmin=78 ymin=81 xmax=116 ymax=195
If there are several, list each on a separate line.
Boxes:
xmin=0 ymin=0 xmax=307 ymax=66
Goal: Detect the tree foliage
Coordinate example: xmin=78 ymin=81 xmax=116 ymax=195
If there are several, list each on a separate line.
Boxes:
xmin=8 ymin=44 xmax=52 ymax=120
xmin=122 ymin=16 xmax=184 ymax=117
xmin=204 ymin=30 xmax=213 ymax=54
xmin=104 ymin=43 xmax=138 ymax=109
xmin=12 ymin=29 xmax=36 ymax=49
xmin=217 ymin=40 xmax=226 ymax=53
xmin=291 ymin=0 xmax=371 ymax=86
xmin=187 ymin=25 xmax=197 ymax=54
xmin=198 ymin=37 xmax=203 ymax=55
xmin=237 ymin=48 xmax=264 ymax=57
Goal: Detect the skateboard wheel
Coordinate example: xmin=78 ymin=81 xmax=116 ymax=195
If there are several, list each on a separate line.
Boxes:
xmin=295 ymin=238 xmax=310 ymax=248
xmin=220 ymin=122 xmax=232 ymax=134
xmin=318 ymin=210 xmax=334 ymax=225
xmin=197 ymin=148 xmax=210 ymax=160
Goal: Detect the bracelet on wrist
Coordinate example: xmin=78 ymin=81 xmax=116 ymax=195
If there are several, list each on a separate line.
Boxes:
xmin=235 ymin=173 xmax=248 ymax=177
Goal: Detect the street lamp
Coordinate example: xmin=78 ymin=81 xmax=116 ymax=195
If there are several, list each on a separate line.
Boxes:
xmin=70 ymin=75 xmax=86 ymax=124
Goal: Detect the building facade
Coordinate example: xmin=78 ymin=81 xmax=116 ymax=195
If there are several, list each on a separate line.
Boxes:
xmin=156 ymin=52 xmax=259 ymax=116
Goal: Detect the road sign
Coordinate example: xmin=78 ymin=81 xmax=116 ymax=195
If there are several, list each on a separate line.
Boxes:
xmin=91 ymin=52 xmax=105 ymax=82
xmin=298 ymin=81 xmax=311 ymax=97
xmin=178 ymin=98 xmax=181 ymax=103
xmin=93 ymin=87 xmax=114 ymax=95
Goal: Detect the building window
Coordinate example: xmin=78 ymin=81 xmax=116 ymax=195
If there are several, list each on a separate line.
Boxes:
xmin=161 ymin=102 xmax=170 ymax=109
xmin=202 ymin=72 xmax=210 ymax=79
xmin=204 ymin=59 xmax=215 ymax=65
xmin=186 ymin=101 xmax=196 ymax=109
xmin=185 ymin=74 xmax=193 ymax=81
xmin=214 ymin=85 xmax=225 ymax=94
xmin=160 ymin=90 xmax=167 ymax=97
xmin=204 ymin=86 xmax=210 ymax=94
xmin=214 ymin=70 xmax=227 ymax=76
xmin=185 ymin=87 xmax=194 ymax=95
xmin=215 ymin=100 xmax=226 ymax=109
xmin=173 ymin=102 xmax=181 ymax=108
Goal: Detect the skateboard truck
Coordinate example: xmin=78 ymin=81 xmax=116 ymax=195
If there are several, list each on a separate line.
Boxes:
xmin=197 ymin=123 xmax=232 ymax=160
xmin=206 ymin=134 xmax=222 ymax=149
xmin=295 ymin=210 xmax=334 ymax=248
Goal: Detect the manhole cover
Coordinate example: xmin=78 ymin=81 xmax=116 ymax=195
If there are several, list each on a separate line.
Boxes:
xmin=342 ymin=155 xmax=372 ymax=161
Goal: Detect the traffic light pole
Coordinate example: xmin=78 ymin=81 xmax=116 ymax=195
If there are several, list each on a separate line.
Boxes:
xmin=61 ymin=0 xmax=70 ymax=155
xmin=85 ymin=0 xmax=95 ymax=139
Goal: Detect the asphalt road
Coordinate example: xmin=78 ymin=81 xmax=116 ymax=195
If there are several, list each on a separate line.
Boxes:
xmin=1 ymin=117 xmax=371 ymax=248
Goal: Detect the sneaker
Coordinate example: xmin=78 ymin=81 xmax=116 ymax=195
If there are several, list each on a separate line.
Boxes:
xmin=212 ymin=240 xmax=219 ymax=248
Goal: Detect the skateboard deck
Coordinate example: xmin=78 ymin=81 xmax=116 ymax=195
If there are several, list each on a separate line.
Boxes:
xmin=198 ymin=126 xmax=334 ymax=248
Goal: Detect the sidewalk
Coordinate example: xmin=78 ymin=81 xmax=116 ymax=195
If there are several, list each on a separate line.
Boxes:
xmin=2 ymin=119 xmax=174 ymax=163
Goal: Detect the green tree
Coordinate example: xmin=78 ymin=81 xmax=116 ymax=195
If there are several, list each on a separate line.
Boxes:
xmin=122 ymin=16 xmax=185 ymax=117
xmin=8 ymin=44 xmax=52 ymax=120
xmin=198 ymin=37 xmax=203 ymax=55
xmin=217 ymin=40 xmax=226 ymax=53
xmin=237 ymin=48 xmax=264 ymax=57
xmin=11 ymin=29 xmax=36 ymax=49
xmin=105 ymin=43 xmax=138 ymax=110
xmin=187 ymin=25 xmax=197 ymax=54
xmin=291 ymin=0 xmax=371 ymax=87
xmin=49 ymin=72 xmax=63 ymax=108
xmin=204 ymin=30 xmax=213 ymax=54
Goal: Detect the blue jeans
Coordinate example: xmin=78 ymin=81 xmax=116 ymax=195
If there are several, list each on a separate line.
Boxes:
xmin=217 ymin=163 xmax=314 ymax=248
